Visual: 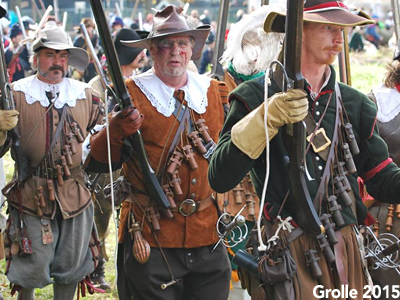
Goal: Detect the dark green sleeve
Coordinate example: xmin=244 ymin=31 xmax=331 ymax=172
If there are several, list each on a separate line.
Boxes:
xmin=208 ymin=97 xmax=256 ymax=193
xmin=356 ymin=96 xmax=400 ymax=203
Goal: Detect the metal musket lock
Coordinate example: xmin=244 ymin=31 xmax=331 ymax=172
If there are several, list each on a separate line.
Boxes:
xmin=328 ymin=195 xmax=345 ymax=227
xmin=183 ymin=145 xmax=198 ymax=170
xmin=344 ymin=123 xmax=359 ymax=156
xmin=166 ymin=151 xmax=184 ymax=176
xmin=178 ymin=199 xmax=197 ymax=217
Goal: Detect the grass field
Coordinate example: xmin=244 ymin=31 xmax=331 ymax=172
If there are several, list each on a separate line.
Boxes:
xmin=0 ymin=46 xmax=393 ymax=299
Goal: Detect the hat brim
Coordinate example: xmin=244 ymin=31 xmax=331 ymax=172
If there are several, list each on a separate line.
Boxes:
xmin=34 ymin=42 xmax=90 ymax=71
xmin=0 ymin=6 xmax=6 ymax=19
xmin=121 ymin=25 xmax=210 ymax=60
xmin=264 ymin=9 xmax=375 ymax=33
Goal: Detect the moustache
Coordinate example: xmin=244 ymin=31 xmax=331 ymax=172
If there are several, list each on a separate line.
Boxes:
xmin=49 ymin=65 xmax=64 ymax=72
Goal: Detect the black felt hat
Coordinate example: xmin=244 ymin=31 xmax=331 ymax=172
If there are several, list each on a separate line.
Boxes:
xmin=114 ymin=28 xmax=145 ymax=66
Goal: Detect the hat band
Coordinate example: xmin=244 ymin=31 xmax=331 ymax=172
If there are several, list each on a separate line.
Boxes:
xmin=304 ymin=1 xmax=349 ymax=13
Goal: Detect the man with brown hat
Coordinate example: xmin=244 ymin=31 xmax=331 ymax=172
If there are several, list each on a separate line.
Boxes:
xmin=208 ymin=1 xmax=400 ymax=299
xmin=87 ymin=5 xmax=231 ymax=299
xmin=74 ymin=17 xmax=103 ymax=82
xmin=0 ymin=25 xmax=104 ymax=300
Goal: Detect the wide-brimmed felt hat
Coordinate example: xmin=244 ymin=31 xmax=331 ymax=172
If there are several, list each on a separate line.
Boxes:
xmin=0 ymin=6 xmax=5 ymax=19
xmin=32 ymin=26 xmax=89 ymax=71
xmin=74 ymin=17 xmax=96 ymax=33
xmin=114 ymin=28 xmax=145 ymax=66
xmin=264 ymin=0 xmax=375 ymax=33
xmin=121 ymin=5 xmax=210 ymax=60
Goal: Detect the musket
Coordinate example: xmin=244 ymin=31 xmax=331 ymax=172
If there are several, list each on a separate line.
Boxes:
xmin=53 ymin=0 xmax=59 ymax=22
xmin=130 ymin=0 xmax=140 ymax=20
xmin=79 ymin=23 xmax=107 ymax=90
xmin=0 ymin=24 xmax=30 ymax=181
xmin=211 ymin=0 xmax=229 ymax=80
xmin=115 ymin=2 xmax=122 ymax=18
xmin=62 ymin=11 xmax=68 ymax=31
xmin=338 ymin=29 xmax=351 ymax=86
xmin=15 ymin=6 xmax=31 ymax=56
xmin=391 ymin=0 xmax=400 ymax=40
xmin=282 ymin=0 xmax=323 ymax=234
xmin=89 ymin=0 xmax=172 ymax=213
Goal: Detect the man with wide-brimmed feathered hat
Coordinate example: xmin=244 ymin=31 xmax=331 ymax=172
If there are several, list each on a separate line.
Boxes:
xmin=208 ymin=0 xmax=400 ymax=299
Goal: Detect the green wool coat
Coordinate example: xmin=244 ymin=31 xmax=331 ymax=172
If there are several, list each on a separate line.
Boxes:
xmin=209 ymin=66 xmax=400 ymax=228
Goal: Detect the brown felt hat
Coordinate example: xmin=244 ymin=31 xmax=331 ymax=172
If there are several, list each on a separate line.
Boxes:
xmin=264 ymin=0 xmax=375 ymax=33
xmin=121 ymin=5 xmax=210 ymax=60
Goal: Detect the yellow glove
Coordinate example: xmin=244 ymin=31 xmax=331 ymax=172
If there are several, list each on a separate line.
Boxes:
xmin=231 ymin=89 xmax=308 ymax=159
xmin=0 ymin=109 xmax=19 ymax=145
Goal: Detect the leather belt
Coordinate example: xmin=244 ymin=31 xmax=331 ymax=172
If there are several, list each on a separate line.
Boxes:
xmin=127 ymin=194 xmax=213 ymax=217
xmin=171 ymin=195 xmax=213 ymax=217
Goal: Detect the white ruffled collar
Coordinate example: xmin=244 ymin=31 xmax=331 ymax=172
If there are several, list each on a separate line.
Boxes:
xmin=13 ymin=76 xmax=89 ymax=108
xmin=132 ymin=68 xmax=211 ymax=117
xmin=373 ymin=84 xmax=400 ymax=123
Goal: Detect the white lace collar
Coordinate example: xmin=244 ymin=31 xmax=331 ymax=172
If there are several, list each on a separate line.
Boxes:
xmin=13 ymin=76 xmax=89 ymax=109
xmin=373 ymin=84 xmax=400 ymax=123
xmin=132 ymin=68 xmax=211 ymax=117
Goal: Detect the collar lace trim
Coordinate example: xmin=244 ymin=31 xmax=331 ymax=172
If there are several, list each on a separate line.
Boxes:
xmin=13 ymin=76 xmax=89 ymax=108
xmin=132 ymin=69 xmax=211 ymax=117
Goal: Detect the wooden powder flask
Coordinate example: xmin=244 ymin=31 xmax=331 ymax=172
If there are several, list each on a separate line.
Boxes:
xmin=60 ymin=156 xmax=71 ymax=179
xmin=319 ymin=214 xmax=338 ymax=245
xmin=344 ymin=123 xmax=360 ymax=156
xmin=334 ymin=175 xmax=352 ymax=207
xmin=373 ymin=219 xmax=380 ymax=237
xmin=396 ymin=204 xmax=400 ymax=218
xmin=34 ymin=196 xmax=43 ymax=217
xmin=170 ymin=170 xmax=183 ymax=196
xmin=336 ymin=162 xmax=351 ymax=192
xmin=146 ymin=207 xmax=160 ymax=231
xmin=304 ymin=249 xmax=322 ymax=280
xmin=66 ymin=132 xmax=77 ymax=154
xmin=63 ymin=145 xmax=73 ymax=166
xmin=195 ymin=119 xmax=212 ymax=143
xmin=162 ymin=184 xmax=177 ymax=208
xmin=71 ymin=122 xmax=84 ymax=143
xmin=316 ymin=233 xmax=335 ymax=264
xmin=233 ymin=183 xmax=244 ymax=204
xmin=245 ymin=193 xmax=255 ymax=218
xmin=129 ymin=213 xmax=150 ymax=264
xmin=188 ymin=131 xmax=207 ymax=154
xmin=386 ymin=204 xmax=394 ymax=232
xmin=183 ymin=145 xmax=198 ymax=170
xmin=47 ymin=179 xmax=55 ymax=201
xmin=55 ymin=165 xmax=64 ymax=186
xmin=342 ymin=143 xmax=356 ymax=174
xmin=37 ymin=186 xmax=46 ymax=208
xmin=327 ymin=195 xmax=345 ymax=227
xmin=166 ymin=151 xmax=184 ymax=176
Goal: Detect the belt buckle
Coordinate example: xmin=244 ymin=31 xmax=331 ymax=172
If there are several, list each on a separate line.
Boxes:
xmin=306 ymin=128 xmax=331 ymax=153
xmin=178 ymin=199 xmax=197 ymax=217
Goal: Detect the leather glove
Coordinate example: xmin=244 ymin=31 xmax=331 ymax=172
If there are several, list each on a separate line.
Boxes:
xmin=231 ymin=89 xmax=308 ymax=159
xmin=90 ymin=106 xmax=144 ymax=163
xmin=0 ymin=109 xmax=19 ymax=146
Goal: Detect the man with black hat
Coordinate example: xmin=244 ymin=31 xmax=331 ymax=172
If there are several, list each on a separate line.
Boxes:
xmin=87 ymin=5 xmax=231 ymax=300
xmin=0 ymin=25 xmax=104 ymax=300
xmin=5 ymin=23 xmax=30 ymax=82
xmin=208 ymin=1 xmax=400 ymax=299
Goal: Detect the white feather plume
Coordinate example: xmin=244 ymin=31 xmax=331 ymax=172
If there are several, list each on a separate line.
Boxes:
xmin=220 ymin=4 xmax=286 ymax=75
